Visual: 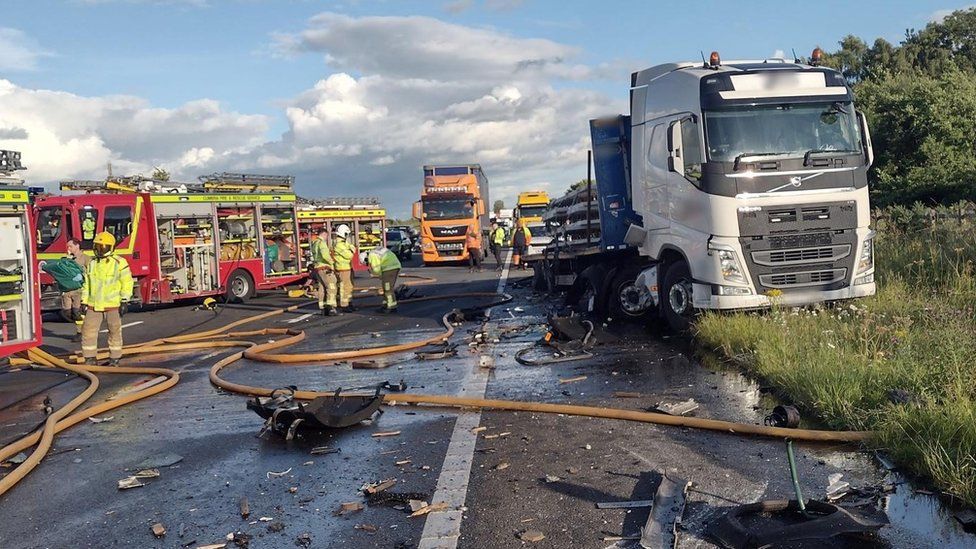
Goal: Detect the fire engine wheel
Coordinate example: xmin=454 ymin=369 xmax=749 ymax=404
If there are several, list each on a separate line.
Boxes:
xmin=608 ymin=266 xmax=654 ymax=322
xmin=662 ymin=260 xmax=695 ymax=333
xmin=225 ymin=270 xmax=254 ymax=303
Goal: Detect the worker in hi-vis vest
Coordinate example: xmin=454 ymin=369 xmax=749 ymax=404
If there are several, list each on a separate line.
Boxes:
xmin=367 ymin=247 xmax=402 ymax=313
xmin=332 ymin=224 xmax=356 ymax=312
xmin=490 ymin=222 xmax=505 ymax=270
xmin=80 ymin=231 xmax=133 ymax=366
xmin=310 ymin=227 xmax=339 ymax=316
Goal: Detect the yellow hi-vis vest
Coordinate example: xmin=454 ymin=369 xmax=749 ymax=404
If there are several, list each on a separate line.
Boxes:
xmin=81 ymin=254 xmax=134 ymax=311
xmin=333 ymin=238 xmax=354 ymax=271
xmin=492 ymin=227 xmax=505 ymax=245
xmin=367 ymin=247 xmax=401 ymax=276
xmin=310 ymin=237 xmax=334 ymax=269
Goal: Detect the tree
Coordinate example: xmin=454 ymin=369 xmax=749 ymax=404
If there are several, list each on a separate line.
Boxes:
xmin=151 ymin=167 xmax=170 ymax=181
xmin=493 ymin=200 xmax=504 ymax=214
xmin=566 ymin=178 xmax=591 ymax=194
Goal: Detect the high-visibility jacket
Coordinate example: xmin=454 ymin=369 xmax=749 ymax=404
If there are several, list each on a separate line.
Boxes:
xmin=465 ymin=231 xmax=481 ymax=249
xmin=81 ymin=254 xmax=134 ymax=311
xmin=333 ymin=238 xmax=354 ymax=271
xmin=491 ymin=227 xmax=505 ymax=246
xmin=513 ymin=226 xmax=532 ymax=247
xmin=82 ymin=217 xmax=96 ymax=240
xmin=368 ymin=247 xmax=401 ymax=276
xmin=310 ymin=237 xmax=334 ymax=269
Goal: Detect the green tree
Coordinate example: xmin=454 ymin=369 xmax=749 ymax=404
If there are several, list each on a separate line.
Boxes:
xmin=151 ymin=167 xmax=170 ymax=181
xmin=566 ymin=178 xmax=591 ymax=194
xmin=493 ymin=200 xmax=504 ymax=214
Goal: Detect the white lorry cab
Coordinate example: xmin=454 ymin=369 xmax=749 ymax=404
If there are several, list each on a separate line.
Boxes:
xmin=537 ymin=50 xmax=876 ymax=331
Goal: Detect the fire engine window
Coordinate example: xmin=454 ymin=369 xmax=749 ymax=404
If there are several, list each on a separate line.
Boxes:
xmin=36 ymin=207 xmax=64 ymax=252
xmin=79 ymin=208 xmax=100 ymax=249
xmin=104 ymin=206 xmax=133 ymax=244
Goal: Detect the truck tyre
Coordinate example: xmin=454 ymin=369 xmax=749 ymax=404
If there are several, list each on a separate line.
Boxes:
xmin=532 ymin=263 xmax=547 ymax=291
xmin=572 ymin=265 xmax=608 ymax=318
xmin=608 ymin=266 xmax=654 ymax=322
xmin=662 ymin=261 xmax=695 ymax=333
xmin=225 ymin=269 xmax=254 ymax=303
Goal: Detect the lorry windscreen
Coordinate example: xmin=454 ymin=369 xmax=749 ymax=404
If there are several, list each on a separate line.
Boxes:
xmin=517 ymin=206 xmax=548 ymax=219
xmin=704 ymin=102 xmax=861 ymax=163
xmin=422 ymin=197 xmax=475 ymax=220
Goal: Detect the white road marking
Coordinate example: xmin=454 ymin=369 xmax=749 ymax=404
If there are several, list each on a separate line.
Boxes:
xmin=419 ymin=251 xmax=511 ymax=549
xmin=100 ymin=321 xmax=143 ymax=333
xmin=285 ymin=313 xmax=314 ymax=324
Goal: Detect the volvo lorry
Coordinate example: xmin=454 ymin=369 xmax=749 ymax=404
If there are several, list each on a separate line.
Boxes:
xmin=537 ymin=50 xmax=876 ymax=331
xmin=0 ymin=150 xmax=42 ymax=358
xmin=514 ymin=191 xmax=552 ymax=259
xmin=413 ymin=164 xmax=489 ymax=265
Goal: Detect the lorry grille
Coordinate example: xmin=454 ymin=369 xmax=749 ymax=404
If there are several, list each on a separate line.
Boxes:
xmin=751 ymin=244 xmax=851 ymax=266
xmin=430 ymin=225 xmax=468 ymax=238
xmin=759 ymin=268 xmax=847 ymax=288
xmin=435 ymin=241 xmax=465 ymax=256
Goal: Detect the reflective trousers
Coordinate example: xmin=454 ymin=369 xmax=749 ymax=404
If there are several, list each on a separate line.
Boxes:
xmin=81 ymin=308 xmax=123 ymax=360
xmin=313 ymin=267 xmax=338 ymax=309
xmin=380 ymin=269 xmax=399 ymax=309
xmin=337 ymin=269 xmax=354 ymax=307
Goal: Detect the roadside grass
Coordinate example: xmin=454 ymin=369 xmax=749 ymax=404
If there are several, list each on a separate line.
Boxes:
xmin=695 ymin=203 xmax=976 ymax=507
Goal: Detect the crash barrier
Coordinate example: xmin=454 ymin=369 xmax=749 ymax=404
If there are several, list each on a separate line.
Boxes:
xmin=0 ymin=280 xmax=872 ymax=497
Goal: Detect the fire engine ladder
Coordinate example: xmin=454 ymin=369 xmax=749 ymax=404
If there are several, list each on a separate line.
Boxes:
xmin=299 ymin=196 xmax=381 ymax=209
xmin=198 ymin=172 xmax=294 ymax=193
xmin=0 ymin=150 xmax=26 ymax=185
xmin=59 ymin=179 xmax=140 ymax=193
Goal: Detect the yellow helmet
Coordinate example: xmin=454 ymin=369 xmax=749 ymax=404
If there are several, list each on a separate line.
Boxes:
xmin=93 ymin=232 xmax=116 ymax=247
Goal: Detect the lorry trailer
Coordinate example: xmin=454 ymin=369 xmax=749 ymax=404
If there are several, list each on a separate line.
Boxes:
xmin=536 ymin=50 xmax=876 ymax=331
xmin=413 ymin=164 xmax=489 ymax=265
xmin=35 ymin=173 xmax=307 ymax=310
xmin=0 ymin=150 xmax=42 ymax=358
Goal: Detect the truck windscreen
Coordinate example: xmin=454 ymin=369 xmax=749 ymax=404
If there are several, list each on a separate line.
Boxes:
xmin=518 ymin=206 xmax=548 ymax=219
xmin=704 ymin=102 xmax=861 ymax=162
xmin=422 ymin=197 xmax=475 ymax=220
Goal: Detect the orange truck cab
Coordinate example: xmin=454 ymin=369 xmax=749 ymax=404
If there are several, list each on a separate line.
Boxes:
xmin=413 ymin=164 xmax=489 ymax=265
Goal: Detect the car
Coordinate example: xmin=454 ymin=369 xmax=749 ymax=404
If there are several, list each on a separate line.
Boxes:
xmin=385 ymin=229 xmax=413 ymax=260
xmin=390 ymin=225 xmax=418 ymax=246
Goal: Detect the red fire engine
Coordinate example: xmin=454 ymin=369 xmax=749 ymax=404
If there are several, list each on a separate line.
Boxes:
xmin=34 ymin=173 xmax=307 ymax=309
xmin=0 ymin=150 xmax=42 ymax=357
xmin=295 ymin=197 xmax=387 ymax=272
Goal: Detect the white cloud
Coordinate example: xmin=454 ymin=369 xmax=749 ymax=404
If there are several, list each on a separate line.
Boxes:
xmin=929 ymin=5 xmax=975 ymax=22
xmin=0 ymin=79 xmax=268 ymax=183
xmin=0 ymin=28 xmax=53 ymax=71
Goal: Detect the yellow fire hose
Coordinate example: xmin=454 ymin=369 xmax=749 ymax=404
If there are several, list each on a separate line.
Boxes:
xmin=0 ymin=286 xmax=873 ymax=498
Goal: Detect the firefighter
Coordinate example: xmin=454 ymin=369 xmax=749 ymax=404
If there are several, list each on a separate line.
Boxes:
xmin=490 ymin=222 xmax=505 ymax=270
xmin=367 ymin=246 xmax=402 ymax=313
xmin=80 ymin=231 xmax=134 ymax=366
xmin=40 ymin=238 xmax=89 ymax=341
xmin=310 ymin=227 xmax=339 ymax=316
xmin=512 ymin=221 xmax=532 ymax=271
xmin=81 ymin=210 xmax=96 ymax=243
xmin=332 ymin=224 xmax=356 ymax=312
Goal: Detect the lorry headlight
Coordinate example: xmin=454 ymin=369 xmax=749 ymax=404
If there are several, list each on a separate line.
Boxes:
xmin=716 ymin=249 xmax=747 ymax=284
xmin=717 ymin=285 xmax=752 ymax=296
xmin=856 ymin=236 xmax=874 ymax=274
xmin=422 ymin=239 xmax=434 ymax=250
xmin=854 ymin=273 xmax=874 ymax=285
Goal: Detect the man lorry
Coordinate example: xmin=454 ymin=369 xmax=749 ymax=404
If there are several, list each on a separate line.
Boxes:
xmin=35 ymin=173 xmax=307 ymax=309
xmin=514 ymin=191 xmax=551 ymax=259
xmin=0 ymin=150 xmax=42 ymax=359
xmin=536 ymin=50 xmax=876 ymax=331
xmin=413 ymin=164 xmax=489 ymax=265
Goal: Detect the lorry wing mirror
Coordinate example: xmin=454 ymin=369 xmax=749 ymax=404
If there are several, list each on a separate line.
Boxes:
xmin=412 ymin=201 xmax=422 ymax=220
xmin=667 ymin=120 xmax=684 ymax=174
xmin=857 ymin=111 xmax=874 ymax=168
xmin=477 ymin=199 xmax=486 ymax=216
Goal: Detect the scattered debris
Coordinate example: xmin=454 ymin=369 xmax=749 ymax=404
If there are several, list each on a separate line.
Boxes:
xmin=310 ymin=446 xmax=340 ymax=456
xmin=826 ymin=473 xmax=851 ymax=501
xmin=239 ymin=496 xmax=250 ymax=519
xmin=355 ymin=524 xmax=378 ymax=533
xmin=409 ymin=500 xmax=429 ymax=512
xmin=362 ymin=479 xmax=397 ymax=495
xmin=151 ymin=523 xmax=166 ymax=538
xmin=288 ymin=486 xmax=298 ymax=494
xmin=258 ymin=517 xmax=274 ymax=522
xmin=6 ymin=452 xmax=27 ymax=465
xmin=640 ymin=474 xmax=690 ymax=549
xmin=88 ymin=416 xmax=114 ymax=424
xmin=395 ymin=459 xmax=411 ymax=466
xmin=470 ymin=426 xmax=487 ymax=434
xmin=335 ymin=502 xmax=365 ymax=516
xmin=195 ymin=544 xmax=226 ymax=549
xmin=954 ymin=509 xmax=976 ymax=531
xmin=352 ymin=360 xmax=386 ymax=370
xmin=603 ymin=535 xmax=641 ymax=542
xmin=295 ymin=533 xmax=312 ymax=548
xmin=518 ymin=530 xmax=546 ymax=542
xmin=613 ymin=391 xmax=641 ymax=398
xmin=495 ymin=462 xmax=510 ymax=471
xmin=764 ymin=405 xmax=801 ymax=428
xmin=249 ymin=385 xmax=384 ymax=438
xmin=596 ymin=500 xmax=654 ymax=509
xmin=409 ymin=501 xmax=448 ymax=517
xmin=228 ymin=531 xmax=251 ymax=548
xmin=372 ymin=431 xmax=401 ymax=438
xmin=544 ymin=474 xmax=561 ymax=483
xmin=133 ymin=453 xmax=183 ymax=469
xmin=117 ymin=468 xmax=160 ymax=490
xmin=478 ymin=355 xmax=495 ymax=369
xmin=558 ymin=375 xmax=587 ymax=384
xmin=108 ymin=375 xmax=168 ymax=400
xmin=651 ymin=398 xmax=699 ymax=416
xmin=266 ymin=468 xmax=292 ymax=479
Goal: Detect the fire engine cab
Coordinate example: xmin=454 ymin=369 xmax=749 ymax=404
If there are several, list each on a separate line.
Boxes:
xmin=0 ymin=150 xmax=41 ymax=358
xmin=34 ymin=173 xmax=307 ymax=309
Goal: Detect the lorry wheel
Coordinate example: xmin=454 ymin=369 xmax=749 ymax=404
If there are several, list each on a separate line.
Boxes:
xmin=662 ymin=261 xmax=695 ymax=332
xmin=574 ymin=265 xmax=607 ymax=317
xmin=532 ymin=263 xmax=547 ymax=291
xmin=608 ymin=266 xmax=654 ymax=322
xmin=225 ymin=269 xmax=254 ymax=303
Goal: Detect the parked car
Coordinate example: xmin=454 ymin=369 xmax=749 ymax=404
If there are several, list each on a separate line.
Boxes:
xmin=386 ymin=229 xmax=413 ymax=260
xmin=390 ymin=225 xmax=418 ymax=246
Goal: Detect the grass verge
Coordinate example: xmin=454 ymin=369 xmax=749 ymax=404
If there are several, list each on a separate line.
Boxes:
xmin=695 ymin=203 xmax=976 ymax=507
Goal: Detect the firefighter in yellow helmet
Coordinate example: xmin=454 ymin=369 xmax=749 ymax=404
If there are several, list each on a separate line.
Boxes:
xmin=80 ymin=231 xmax=134 ymax=366
xmin=332 ymin=224 xmax=356 ymax=312
xmin=367 ymin=246 xmax=402 ymax=313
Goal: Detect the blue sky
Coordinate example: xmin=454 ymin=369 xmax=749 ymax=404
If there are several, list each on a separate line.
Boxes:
xmin=0 ymin=0 xmax=971 ymax=215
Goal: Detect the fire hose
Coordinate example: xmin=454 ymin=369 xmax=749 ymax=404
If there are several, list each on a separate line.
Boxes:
xmin=0 ymin=284 xmax=873 ymax=498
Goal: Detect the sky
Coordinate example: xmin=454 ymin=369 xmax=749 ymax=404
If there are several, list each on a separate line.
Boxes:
xmin=0 ymin=0 xmax=972 ymax=217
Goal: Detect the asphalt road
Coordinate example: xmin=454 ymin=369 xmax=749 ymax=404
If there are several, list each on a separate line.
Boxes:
xmin=0 ymin=255 xmax=971 ymax=548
